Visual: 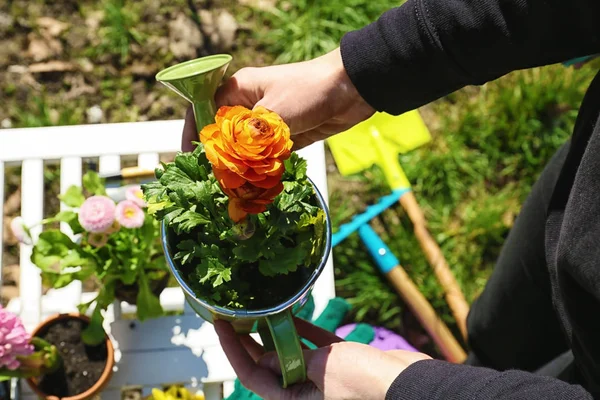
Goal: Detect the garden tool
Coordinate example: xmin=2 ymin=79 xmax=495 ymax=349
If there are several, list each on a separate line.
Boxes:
xmin=327 ymin=111 xmax=470 ymax=340
xmin=358 ymin=223 xmax=466 ymax=363
xmin=100 ymin=166 xmax=157 ymax=182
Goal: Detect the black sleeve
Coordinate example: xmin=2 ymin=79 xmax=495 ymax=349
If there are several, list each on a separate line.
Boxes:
xmin=386 ymin=360 xmax=594 ymax=400
xmin=339 ymin=0 xmax=600 ymax=115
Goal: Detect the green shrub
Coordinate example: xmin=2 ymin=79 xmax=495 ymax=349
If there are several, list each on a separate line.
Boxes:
xmin=254 ymin=0 xmax=404 ymax=63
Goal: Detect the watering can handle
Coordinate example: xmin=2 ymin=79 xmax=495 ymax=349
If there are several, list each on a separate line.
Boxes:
xmin=257 ymin=310 xmax=307 ymax=388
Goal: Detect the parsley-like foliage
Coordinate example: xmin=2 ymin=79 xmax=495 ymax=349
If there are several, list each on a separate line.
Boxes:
xmin=143 ymin=144 xmax=327 ymax=309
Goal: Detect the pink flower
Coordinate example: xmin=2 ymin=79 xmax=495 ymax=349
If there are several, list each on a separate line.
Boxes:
xmin=115 ymin=200 xmax=145 ymax=229
xmin=0 ymin=306 xmax=34 ymax=370
xmin=88 ymin=232 xmax=109 ymax=248
xmin=78 ymin=196 xmax=116 ymax=233
xmin=9 ymin=217 xmax=32 ymax=245
xmin=125 ymin=185 xmax=146 ymax=208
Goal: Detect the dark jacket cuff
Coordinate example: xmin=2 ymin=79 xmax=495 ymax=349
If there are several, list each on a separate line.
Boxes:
xmin=385 ymin=359 xmax=594 ymax=400
xmin=339 ymin=0 xmax=467 ymax=115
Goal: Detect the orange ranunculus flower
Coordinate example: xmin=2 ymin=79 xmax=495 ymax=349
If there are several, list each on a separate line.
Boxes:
xmin=223 ymin=182 xmax=284 ymax=223
xmin=200 ymin=105 xmax=293 ymax=190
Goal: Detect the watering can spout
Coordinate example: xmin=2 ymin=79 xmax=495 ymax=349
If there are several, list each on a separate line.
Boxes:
xmin=156 ymin=54 xmax=233 ymax=131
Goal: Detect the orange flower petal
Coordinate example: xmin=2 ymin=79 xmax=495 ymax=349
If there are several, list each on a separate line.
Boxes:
xmin=260 ymin=182 xmax=284 ymax=200
xmin=250 ymin=158 xmax=283 ymax=176
xmin=213 ymin=167 xmax=247 ymax=189
xmin=205 ymin=105 xmax=293 ymax=196
xmin=248 ymin=173 xmax=282 ymax=189
xmin=200 ymin=123 xmax=220 ymax=144
xmin=240 ymin=201 xmax=267 ymax=214
xmin=213 ymin=145 xmax=248 ymax=174
xmin=228 ymin=198 xmax=248 ymax=223
xmin=204 ymin=141 xmax=225 ymax=169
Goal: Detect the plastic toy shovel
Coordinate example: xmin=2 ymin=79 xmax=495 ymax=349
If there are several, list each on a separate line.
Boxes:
xmin=327 ymin=111 xmax=470 ymax=340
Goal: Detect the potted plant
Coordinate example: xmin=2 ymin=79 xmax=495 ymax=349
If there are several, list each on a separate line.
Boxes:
xmin=0 ymin=306 xmax=114 ymax=399
xmin=143 ymin=105 xmax=331 ymax=387
xmin=13 ymin=170 xmax=168 ymax=345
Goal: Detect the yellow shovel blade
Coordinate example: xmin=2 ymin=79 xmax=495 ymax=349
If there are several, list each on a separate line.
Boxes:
xmin=327 ymin=110 xmax=432 ymax=178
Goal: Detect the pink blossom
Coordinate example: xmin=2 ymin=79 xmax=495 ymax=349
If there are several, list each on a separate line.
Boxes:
xmin=78 ymin=196 xmax=116 ymax=233
xmin=9 ymin=217 xmax=32 ymax=245
xmin=0 ymin=306 xmax=34 ymax=370
xmin=125 ymin=185 xmax=146 ymax=208
xmin=115 ymin=200 xmax=145 ymax=229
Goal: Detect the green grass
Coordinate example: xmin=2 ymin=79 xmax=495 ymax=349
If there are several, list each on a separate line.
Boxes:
xmin=253 ymin=0 xmax=403 ymax=63
xmin=88 ymin=0 xmax=145 ymax=64
xmin=327 ymin=63 xmax=598 ymax=342
xmin=11 ymin=95 xmax=84 ymax=128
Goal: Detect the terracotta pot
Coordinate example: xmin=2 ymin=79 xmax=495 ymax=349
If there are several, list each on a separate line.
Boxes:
xmin=114 ymin=270 xmax=170 ymax=305
xmin=25 ymin=313 xmax=115 ymax=400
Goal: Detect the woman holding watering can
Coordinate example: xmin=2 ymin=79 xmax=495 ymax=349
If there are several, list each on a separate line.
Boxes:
xmin=182 ymin=0 xmax=600 ymax=398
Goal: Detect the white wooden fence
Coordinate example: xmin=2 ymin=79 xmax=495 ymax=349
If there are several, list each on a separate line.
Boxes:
xmin=0 ymin=120 xmax=335 ymax=399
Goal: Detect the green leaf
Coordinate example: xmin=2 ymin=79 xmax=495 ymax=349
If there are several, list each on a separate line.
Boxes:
xmin=283 ymin=152 xmax=308 ymax=181
xmin=232 ymin=233 xmax=264 ymax=261
xmin=169 ymin=189 xmax=191 ymax=209
xmin=53 ymin=210 xmax=85 ymax=234
xmin=147 ymin=199 xmax=173 ymax=215
xmin=136 ymin=272 xmax=164 ymax=320
xmin=160 ymin=165 xmax=195 ymax=193
xmin=161 ymin=206 xmax=184 ymax=225
xmin=311 ymin=209 xmax=327 ymax=261
xmin=31 ymin=230 xmax=77 ymax=270
xmin=172 ymin=210 xmax=210 ymax=233
xmin=175 ymin=153 xmax=207 ymax=182
xmin=276 ymin=181 xmax=313 ymax=212
xmin=83 ymin=171 xmax=107 ymax=195
xmin=191 ymin=181 xmax=217 ymax=213
xmin=59 ymin=185 xmax=85 ymax=207
xmin=174 ymin=240 xmax=201 ymax=265
xmin=81 ymin=306 xmax=106 ymax=346
xmin=199 ymin=259 xmax=232 ymax=287
xmin=258 ymin=245 xmax=304 ymax=276
xmin=142 ymin=180 xmax=168 ymax=207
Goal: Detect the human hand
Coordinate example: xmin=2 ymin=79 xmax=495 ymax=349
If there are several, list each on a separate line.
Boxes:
xmin=214 ymin=317 xmax=431 ymax=400
xmin=182 ymin=47 xmax=375 ymax=152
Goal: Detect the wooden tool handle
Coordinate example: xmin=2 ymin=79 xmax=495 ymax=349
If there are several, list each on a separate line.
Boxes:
xmin=399 ymin=191 xmax=470 ymax=340
xmin=387 ymin=266 xmax=467 ymax=363
xmin=121 ymin=166 xmax=157 ymax=179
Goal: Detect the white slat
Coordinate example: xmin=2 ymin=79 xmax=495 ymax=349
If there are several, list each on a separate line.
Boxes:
xmin=223 ymin=380 xmax=235 ymax=398
xmin=43 ymin=156 xmax=84 ymax=312
xmin=1 ymin=120 xmax=183 ymax=163
xmin=98 ymin=155 xmax=122 ymax=319
xmin=203 ymin=383 xmax=224 ymax=400
xmin=0 ymin=160 xmax=4 ymax=278
xmin=99 ymin=154 xmax=121 ymax=177
xmin=137 ymin=152 xmax=160 ymax=170
xmin=19 ymin=159 xmax=44 ymax=330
